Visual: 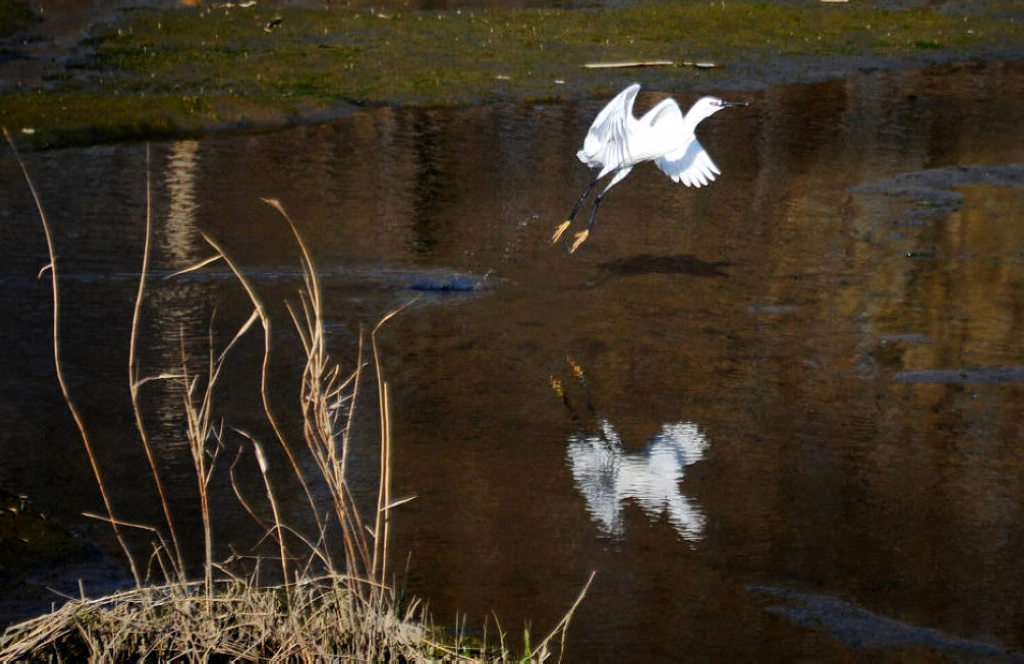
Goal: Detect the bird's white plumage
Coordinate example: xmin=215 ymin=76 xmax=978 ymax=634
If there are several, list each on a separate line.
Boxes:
xmin=577 ymin=83 xmax=640 ymax=175
xmin=557 ymin=83 xmax=743 ymax=252
xmin=655 ymin=140 xmax=720 ymax=187
xmin=576 ymin=84 xmax=730 ymax=189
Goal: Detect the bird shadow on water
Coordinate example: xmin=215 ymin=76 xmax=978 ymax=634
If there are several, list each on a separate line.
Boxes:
xmin=598 ymin=253 xmax=732 ymax=277
xmin=577 ymin=252 xmax=732 ymax=289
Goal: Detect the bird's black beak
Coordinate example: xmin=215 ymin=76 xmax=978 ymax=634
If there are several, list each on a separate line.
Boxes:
xmin=723 ymin=100 xmax=749 ymax=108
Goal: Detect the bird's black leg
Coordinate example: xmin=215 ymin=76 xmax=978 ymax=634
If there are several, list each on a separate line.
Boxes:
xmin=586 ymin=192 xmax=606 ymax=233
xmin=568 ymin=177 xmax=601 ymax=222
xmin=568 ymin=191 xmax=606 ymax=253
xmin=567 ymin=166 xmax=631 ymax=252
xmin=553 ymin=176 xmax=601 ymax=244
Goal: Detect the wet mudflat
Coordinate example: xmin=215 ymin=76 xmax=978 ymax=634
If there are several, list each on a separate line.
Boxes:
xmin=2 ymin=59 xmax=1024 ymax=661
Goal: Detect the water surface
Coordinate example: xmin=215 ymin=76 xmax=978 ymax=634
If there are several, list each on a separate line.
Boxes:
xmin=2 ymin=60 xmax=1024 ymax=661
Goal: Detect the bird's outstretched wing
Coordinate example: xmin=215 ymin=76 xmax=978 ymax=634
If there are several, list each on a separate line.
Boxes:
xmin=577 ymin=83 xmax=640 ymax=173
xmin=654 ymin=139 xmax=721 ymax=188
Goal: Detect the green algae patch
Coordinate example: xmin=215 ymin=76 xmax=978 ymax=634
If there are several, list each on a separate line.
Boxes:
xmin=3 ymin=1 xmax=1024 ymax=146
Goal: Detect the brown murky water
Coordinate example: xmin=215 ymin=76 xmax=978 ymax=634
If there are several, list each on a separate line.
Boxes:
xmin=3 ymin=60 xmax=1024 ymax=661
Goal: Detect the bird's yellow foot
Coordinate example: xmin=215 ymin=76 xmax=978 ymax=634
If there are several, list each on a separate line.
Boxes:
xmin=570 ymin=230 xmax=590 ymax=253
xmin=552 ymin=220 xmax=571 ymax=244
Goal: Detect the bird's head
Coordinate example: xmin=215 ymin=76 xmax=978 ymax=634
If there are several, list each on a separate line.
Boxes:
xmin=690 ymin=96 xmax=748 ymax=124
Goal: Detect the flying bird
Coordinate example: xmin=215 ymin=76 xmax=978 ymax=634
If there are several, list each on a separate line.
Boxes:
xmin=554 ymin=83 xmax=747 ymax=252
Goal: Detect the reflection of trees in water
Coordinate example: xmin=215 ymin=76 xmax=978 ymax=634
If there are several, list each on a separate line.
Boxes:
xmin=144 ymin=140 xmax=220 ymax=459
xmin=567 ymin=419 xmax=709 ymax=542
xmin=409 ymin=113 xmax=447 ymax=252
xmin=162 ymin=140 xmax=201 ymax=265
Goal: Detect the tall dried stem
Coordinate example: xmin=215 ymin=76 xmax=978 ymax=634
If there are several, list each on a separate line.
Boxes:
xmin=528 ymin=571 xmax=595 ymax=663
xmin=196 ymin=231 xmax=321 ymax=587
xmin=260 ymin=198 xmax=411 ymax=601
xmin=174 ymin=301 xmax=272 ymax=588
xmin=370 ymin=305 xmax=407 ymax=594
xmin=129 ymin=143 xmax=185 ymax=580
xmin=265 ymin=198 xmax=374 ymax=581
xmin=3 ymin=128 xmax=140 ymax=586
xmin=179 ymin=329 xmax=220 ymax=598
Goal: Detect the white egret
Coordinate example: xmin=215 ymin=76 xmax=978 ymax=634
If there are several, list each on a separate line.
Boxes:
xmin=554 ymin=83 xmax=747 ymax=252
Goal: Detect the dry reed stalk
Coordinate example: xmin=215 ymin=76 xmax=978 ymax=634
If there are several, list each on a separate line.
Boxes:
xmin=262 ymin=197 xmax=414 ymax=601
xmin=196 ymin=231 xmax=300 ymax=587
xmin=266 ymin=197 xmax=372 ymax=579
xmin=239 ymin=430 xmax=293 ymax=589
xmin=370 ymin=305 xmax=408 ymax=596
xmin=3 ymin=128 xmax=141 ymax=586
xmin=171 ymin=294 xmax=261 ymax=595
xmin=529 ymin=571 xmax=596 ymax=663
xmin=128 ymin=143 xmax=186 ymax=580
xmin=179 ymin=329 xmax=218 ymax=598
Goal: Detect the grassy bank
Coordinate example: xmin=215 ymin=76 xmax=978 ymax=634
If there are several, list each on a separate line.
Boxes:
xmin=2 ymin=0 xmax=1024 ymax=147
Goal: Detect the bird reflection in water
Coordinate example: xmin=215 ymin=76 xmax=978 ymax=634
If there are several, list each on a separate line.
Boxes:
xmin=552 ymin=359 xmax=709 ymax=542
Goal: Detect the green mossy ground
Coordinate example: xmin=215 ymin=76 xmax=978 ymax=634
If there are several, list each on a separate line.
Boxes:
xmin=2 ymin=0 xmax=1024 ymax=147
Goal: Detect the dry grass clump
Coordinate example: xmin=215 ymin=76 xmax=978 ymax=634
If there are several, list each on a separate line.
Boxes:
xmin=0 ymin=577 xmax=427 ymax=662
xmin=0 ymin=129 xmax=591 ymax=662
